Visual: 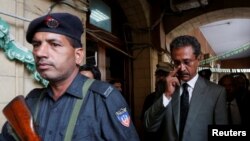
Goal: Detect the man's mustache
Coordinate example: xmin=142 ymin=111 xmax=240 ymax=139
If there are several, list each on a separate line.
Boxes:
xmin=177 ymin=72 xmax=189 ymax=76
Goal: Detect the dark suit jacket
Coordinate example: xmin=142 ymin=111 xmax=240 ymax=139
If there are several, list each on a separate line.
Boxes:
xmin=144 ymin=76 xmax=228 ymax=141
xmin=235 ymin=88 xmax=250 ymax=126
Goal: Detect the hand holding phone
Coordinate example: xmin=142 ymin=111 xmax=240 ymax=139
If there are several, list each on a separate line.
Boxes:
xmin=164 ymin=66 xmax=181 ymax=99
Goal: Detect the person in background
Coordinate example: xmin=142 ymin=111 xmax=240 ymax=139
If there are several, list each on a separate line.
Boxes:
xmin=232 ymin=73 xmax=250 ymax=127
xmin=141 ymin=62 xmax=172 ymax=120
xmin=198 ymin=68 xmax=212 ymax=80
xmin=144 ymin=35 xmax=227 ymax=141
xmin=140 ymin=62 xmax=172 ymax=141
xmin=218 ymin=74 xmax=241 ymax=125
xmin=110 ymin=79 xmax=123 ymax=92
xmin=80 ymin=64 xmax=101 ymax=80
xmin=0 ymin=12 xmax=140 ymax=141
xmin=233 ymin=73 xmax=249 ymax=90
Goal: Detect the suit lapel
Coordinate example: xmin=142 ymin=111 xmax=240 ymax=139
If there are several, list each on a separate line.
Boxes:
xmin=172 ymin=86 xmax=180 ymax=134
xmin=184 ymin=76 xmax=207 ymax=133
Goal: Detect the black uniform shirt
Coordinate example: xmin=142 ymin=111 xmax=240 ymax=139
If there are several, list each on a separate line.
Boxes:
xmin=0 ymin=73 xmax=139 ymax=141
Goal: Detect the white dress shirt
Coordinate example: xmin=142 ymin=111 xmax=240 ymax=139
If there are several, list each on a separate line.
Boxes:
xmin=228 ymin=99 xmax=241 ymax=124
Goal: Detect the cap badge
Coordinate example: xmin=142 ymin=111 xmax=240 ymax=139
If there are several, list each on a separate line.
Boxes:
xmin=45 ymin=16 xmax=59 ymax=28
xmin=115 ymin=107 xmax=130 ymax=127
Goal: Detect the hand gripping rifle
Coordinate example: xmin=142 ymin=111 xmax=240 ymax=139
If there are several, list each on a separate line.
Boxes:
xmin=2 ymin=95 xmax=41 ymax=141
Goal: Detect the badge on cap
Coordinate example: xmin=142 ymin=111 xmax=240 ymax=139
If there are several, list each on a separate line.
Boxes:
xmin=115 ymin=107 xmax=130 ymax=127
xmin=45 ymin=16 xmax=59 ymax=28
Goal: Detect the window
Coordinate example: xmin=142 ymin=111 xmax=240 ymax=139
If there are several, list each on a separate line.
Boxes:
xmin=89 ymin=0 xmax=111 ymax=32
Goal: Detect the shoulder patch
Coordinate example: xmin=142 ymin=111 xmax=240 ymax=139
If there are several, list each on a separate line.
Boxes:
xmin=89 ymin=80 xmax=114 ymax=98
xmin=116 ymin=107 xmax=131 ymax=127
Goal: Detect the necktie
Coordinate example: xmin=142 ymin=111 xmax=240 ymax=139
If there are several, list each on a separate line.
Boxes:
xmin=179 ymin=83 xmax=189 ymax=140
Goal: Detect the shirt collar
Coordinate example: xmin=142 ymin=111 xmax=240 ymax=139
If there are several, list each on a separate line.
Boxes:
xmin=66 ymin=73 xmax=87 ymax=98
xmin=181 ymin=73 xmax=199 ymax=89
xmin=46 ymin=73 xmax=87 ymax=99
xmin=228 ymin=98 xmax=237 ymax=105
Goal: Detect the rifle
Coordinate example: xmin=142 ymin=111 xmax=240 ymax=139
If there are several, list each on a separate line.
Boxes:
xmin=2 ymin=95 xmax=41 ymax=141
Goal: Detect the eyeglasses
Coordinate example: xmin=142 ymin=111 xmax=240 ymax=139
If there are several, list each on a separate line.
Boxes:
xmin=171 ymin=59 xmax=196 ymax=68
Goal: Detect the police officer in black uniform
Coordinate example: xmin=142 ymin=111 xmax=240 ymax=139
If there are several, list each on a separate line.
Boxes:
xmin=0 ymin=13 xmax=140 ymax=141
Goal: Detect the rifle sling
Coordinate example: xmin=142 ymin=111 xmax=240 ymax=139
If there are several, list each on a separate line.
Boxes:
xmin=64 ymin=79 xmax=94 ymax=141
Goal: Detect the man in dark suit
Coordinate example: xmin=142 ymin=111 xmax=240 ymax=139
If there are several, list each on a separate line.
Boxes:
xmin=140 ymin=62 xmax=172 ymax=141
xmin=218 ymin=74 xmax=242 ymax=125
xmin=218 ymin=74 xmax=250 ymax=128
xmin=144 ymin=35 xmax=228 ymax=141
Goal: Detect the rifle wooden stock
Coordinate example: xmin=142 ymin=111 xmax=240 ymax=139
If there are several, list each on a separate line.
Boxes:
xmin=2 ymin=95 xmax=41 ymax=141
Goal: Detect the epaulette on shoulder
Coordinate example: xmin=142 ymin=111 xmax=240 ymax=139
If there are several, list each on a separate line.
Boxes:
xmin=89 ymin=80 xmax=114 ymax=98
